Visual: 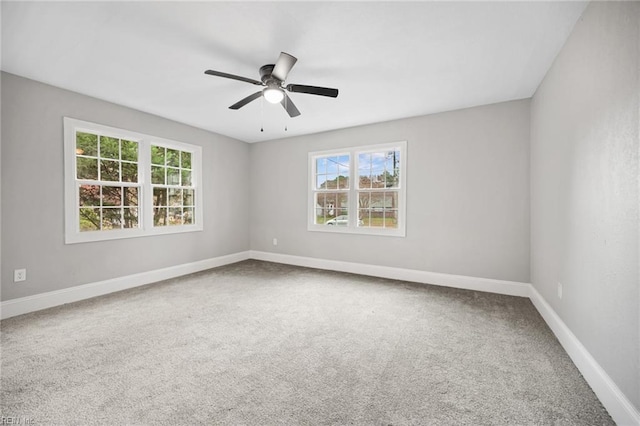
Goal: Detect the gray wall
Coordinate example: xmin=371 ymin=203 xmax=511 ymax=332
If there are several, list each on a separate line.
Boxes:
xmin=250 ymin=99 xmax=531 ymax=283
xmin=2 ymin=1 xmax=638 ymax=413
xmin=1 ymin=72 xmax=251 ymax=301
xmin=530 ymin=1 xmax=639 ymax=410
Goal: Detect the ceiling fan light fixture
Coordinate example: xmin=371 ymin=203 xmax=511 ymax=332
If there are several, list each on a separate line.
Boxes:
xmin=263 ymin=87 xmax=284 ymax=104
xmin=205 ymin=51 xmax=338 ymax=118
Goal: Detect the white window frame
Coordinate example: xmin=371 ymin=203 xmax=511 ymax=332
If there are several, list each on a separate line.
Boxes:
xmin=64 ymin=117 xmax=203 ymax=244
xmin=308 ymin=141 xmax=407 ymax=237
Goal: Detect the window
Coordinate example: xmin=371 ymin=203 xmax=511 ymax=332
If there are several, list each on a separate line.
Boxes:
xmin=308 ymin=141 xmax=406 ymax=236
xmin=150 ymin=145 xmax=195 ymax=227
xmin=64 ymin=118 xmax=202 ymax=244
xmin=75 ymin=131 xmax=141 ymax=232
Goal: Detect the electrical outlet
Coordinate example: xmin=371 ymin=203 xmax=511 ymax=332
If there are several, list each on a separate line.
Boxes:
xmin=14 ymin=269 xmax=26 ymax=282
xmin=557 ymin=282 xmax=563 ymax=299
xmin=272 ymin=238 xmax=278 ymax=246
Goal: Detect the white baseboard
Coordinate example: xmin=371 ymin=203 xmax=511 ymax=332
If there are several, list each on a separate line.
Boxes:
xmin=2 ymin=249 xmax=637 ymax=425
xmin=1 ymin=250 xmax=528 ymax=320
xmin=0 ymin=251 xmax=250 ymax=320
xmin=529 ymin=287 xmax=640 ymax=426
xmin=250 ymin=250 xmax=531 ymax=297
xmin=251 ymin=250 xmax=639 ymax=425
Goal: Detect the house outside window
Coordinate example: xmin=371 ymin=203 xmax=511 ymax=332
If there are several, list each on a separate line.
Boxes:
xmin=308 ymin=141 xmax=407 ymax=237
xmin=64 ymin=118 xmax=203 ymax=244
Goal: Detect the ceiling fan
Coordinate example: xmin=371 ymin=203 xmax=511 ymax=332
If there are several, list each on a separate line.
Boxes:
xmin=204 ymin=52 xmax=339 ymax=118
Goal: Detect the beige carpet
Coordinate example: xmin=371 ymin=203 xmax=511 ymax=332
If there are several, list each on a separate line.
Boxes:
xmin=1 ymin=260 xmax=612 ymax=425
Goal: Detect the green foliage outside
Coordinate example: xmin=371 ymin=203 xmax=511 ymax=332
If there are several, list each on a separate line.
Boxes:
xmin=76 ymin=134 xmax=196 ymax=232
xmin=76 ymin=132 xmax=140 ymax=231
xmin=150 ymin=145 xmax=194 ymax=226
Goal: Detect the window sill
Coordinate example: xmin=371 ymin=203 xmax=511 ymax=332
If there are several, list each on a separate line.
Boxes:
xmin=65 ymin=224 xmax=204 ymax=244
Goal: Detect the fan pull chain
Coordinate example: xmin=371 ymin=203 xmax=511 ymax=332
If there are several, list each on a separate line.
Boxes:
xmin=284 ymin=94 xmax=288 ymax=132
xmin=260 ymin=95 xmax=264 ymax=132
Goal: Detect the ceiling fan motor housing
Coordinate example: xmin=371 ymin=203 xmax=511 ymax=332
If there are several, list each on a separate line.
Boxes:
xmin=259 ymin=64 xmax=279 ymax=85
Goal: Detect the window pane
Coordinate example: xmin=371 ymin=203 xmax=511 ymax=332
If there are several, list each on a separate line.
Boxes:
xmin=357 ymin=191 xmax=397 ymax=228
xmin=359 ymin=209 xmax=372 ymax=227
xmin=384 ymin=151 xmax=400 ymax=188
xmin=79 ymin=207 xmax=100 ymax=231
xmin=384 ymin=210 xmax=398 ymax=229
xmin=384 ymin=192 xmax=397 ymax=210
xmin=167 ymin=168 xmax=180 ymax=185
xmin=371 ymin=192 xmax=386 ymax=227
xmin=371 ymin=168 xmax=385 ymax=188
xmin=169 ymin=188 xmax=182 ymax=206
xmin=151 ymin=145 xmax=165 ymax=165
xmin=77 ymin=157 xmax=98 ymax=180
xmin=79 ymin=185 xmax=100 ymax=206
xmin=183 ymin=189 xmax=194 ymax=206
xmin=337 ymin=155 xmax=350 ymax=189
xmin=316 ymin=157 xmax=327 ymax=174
xmin=336 ymin=176 xmax=349 ymax=189
xmin=122 ymin=162 xmax=138 ymax=183
xmin=358 ymin=191 xmax=374 ymax=227
xmin=181 ymin=151 xmax=192 ymax=169
xmin=315 ymin=192 xmax=348 ymax=225
xmin=123 ymin=208 xmax=138 ymax=228
xmin=360 ymin=150 xmax=400 ymax=189
xmin=359 ymin=151 xmax=399 ymax=189
xmin=124 ymin=187 xmax=139 ymax=206
xmin=314 ymin=193 xmax=326 ymax=224
xmin=315 ymin=154 xmax=350 ymax=191
xmin=153 ymin=188 xmax=168 ymax=207
xmin=181 ymin=170 xmax=192 ymax=186
xmin=76 ymin=132 xmax=98 ymax=157
xmin=325 ymin=193 xmax=337 ymax=212
xmin=154 ymin=207 xmax=167 ymax=226
xmin=358 ymin=192 xmax=371 ymax=210
xmin=326 ymin=156 xmax=339 ymax=174
xmin=385 ymin=155 xmax=394 ymax=172
xmin=169 ymin=207 xmax=182 ymax=225
xmin=151 ymin=166 xmax=165 ymax=185
xmin=359 ymin=175 xmax=371 ymax=189
xmin=121 ymin=140 xmax=138 ymax=162
xmin=358 ymin=154 xmax=371 ymax=189
xmin=100 ymin=136 xmax=119 ymax=159
xmin=166 ymin=149 xmax=180 ymax=167
xmin=315 ymin=209 xmax=329 ymax=225
xmin=322 ymin=174 xmax=336 ymax=189
xmin=100 ymin=160 xmax=120 ymax=182
xmin=101 ymin=208 xmax=122 ymax=230
xmin=337 ymin=192 xmax=348 ymax=209
xmin=358 ymin=153 xmax=370 ymax=172
xmin=183 ymin=207 xmax=194 ymax=225
xmin=370 ymin=192 xmax=385 ymax=210
xmin=102 ymin=186 xmax=122 ymax=207
xmin=384 ymin=170 xmax=399 ymax=188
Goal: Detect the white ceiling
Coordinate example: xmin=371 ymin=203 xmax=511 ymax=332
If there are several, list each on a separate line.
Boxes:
xmin=1 ymin=1 xmax=587 ymax=143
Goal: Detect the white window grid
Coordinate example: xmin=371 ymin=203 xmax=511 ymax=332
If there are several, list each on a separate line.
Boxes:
xmin=308 ymin=141 xmax=407 ymax=237
xmin=356 ymin=147 xmax=401 ymax=230
xmin=64 ymin=117 xmax=203 ymax=244
xmin=312 ymin=152 xmax=351 ymax=225
xmin=150 ymin=143 xmax=196 ymax=227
